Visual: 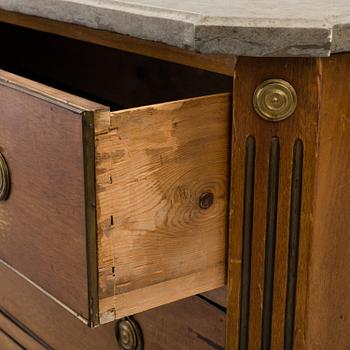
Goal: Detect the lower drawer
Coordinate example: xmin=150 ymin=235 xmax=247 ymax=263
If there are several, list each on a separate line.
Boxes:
xmin=0 ymin=313 xmax=49 ymax=350
xmin=0 ymin=331 xmax=22 ymax=350
xmin=0 ymin=262 xmax=226 ymax=350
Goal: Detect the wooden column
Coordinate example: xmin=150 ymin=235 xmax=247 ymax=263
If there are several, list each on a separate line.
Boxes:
xmin=227 ymin=54 xmax=350 ymax=349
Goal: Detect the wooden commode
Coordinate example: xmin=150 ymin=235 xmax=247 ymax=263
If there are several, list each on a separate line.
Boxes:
xmin=0 ymin=2 xmax=350 ymax=349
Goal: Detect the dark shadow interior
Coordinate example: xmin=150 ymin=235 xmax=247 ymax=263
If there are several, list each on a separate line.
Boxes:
xmin=0 ymin=22 xmax=232 ymax=110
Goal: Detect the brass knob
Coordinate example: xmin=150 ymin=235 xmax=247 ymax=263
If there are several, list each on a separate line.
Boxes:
xmin=0 ymin=152 xmax=10 ymax=201
xmin=116 ymin=317 xmax=143 ymax=350
xmin=253 ymin=79 xmax=297 ymax=122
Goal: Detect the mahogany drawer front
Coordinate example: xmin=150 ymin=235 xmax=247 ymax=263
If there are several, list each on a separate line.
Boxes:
xmin=0 ymin=312 xmax=49 ymax=350
xmin=0 ymin=262 xmax=226 ymax=350
xmin=0 ymin=70 xmax=103 ymax=320
xmin=0 ymin=331 xmax=23 ymax=350
xmin=1 ymin=262 xmax=118 ymax=350
xmin=0 ymin=68 xmax=231 ymax=326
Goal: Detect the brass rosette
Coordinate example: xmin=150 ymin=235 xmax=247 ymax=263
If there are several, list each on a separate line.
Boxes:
xmin=253 ymin=79 xmax=297 ymax=122
xmin=116 ymin=317 xmax=143 ymax=350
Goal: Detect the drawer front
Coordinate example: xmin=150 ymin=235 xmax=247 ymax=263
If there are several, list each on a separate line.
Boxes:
xmin=0 ymin=262 xmax=226 ymax=350
xmin=0 ymin=331 xmax=22 ymax=350
xmin=1 ymin=260 xmax=116 ymax=350
xmin=0 ymin=312 xmax=49 ymax=350
xmin=134 ymin=298 xmax=226 ymax=350
xmin=0 ymin=70 xmax=108 ymax=322
xmin=0 ymin=69 xmax=230 ymax=326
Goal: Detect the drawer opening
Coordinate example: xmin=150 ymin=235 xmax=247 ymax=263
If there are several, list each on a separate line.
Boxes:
xmin=0 ymin=22 xmax=232 ymax=111
xmin=0 ymin=20 xmax=232 ymax=327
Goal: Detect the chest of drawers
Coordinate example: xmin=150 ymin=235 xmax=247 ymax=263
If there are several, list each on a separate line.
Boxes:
xmin=1 ymin=4 xmax=350 ymax=349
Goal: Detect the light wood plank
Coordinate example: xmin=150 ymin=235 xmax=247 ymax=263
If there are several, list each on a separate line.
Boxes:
xmin=95 ymin=93 xmax=231 ymax=321
xmin=99 ymin=265 xmax=224 ymax=322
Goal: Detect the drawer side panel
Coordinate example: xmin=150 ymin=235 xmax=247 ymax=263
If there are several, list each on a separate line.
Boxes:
xmin=95 ymin=93 xmax=231 ymax=321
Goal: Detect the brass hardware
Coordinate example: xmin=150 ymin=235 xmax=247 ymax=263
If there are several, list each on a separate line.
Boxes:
xmin=0 ymin=152 xmax=10 ymax=201
xmin=82 ymin=111 xmax=99 ymax=327
xmin=199 ymin=192 xmax=214 ymax=209
xmin=116 ymin=317 xmax=143 ymax=350
xmin=253 ymin=79 xmax=297 ymax=121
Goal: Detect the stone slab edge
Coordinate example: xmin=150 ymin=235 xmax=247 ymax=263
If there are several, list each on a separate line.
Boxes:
xmin=1 ymin=0 xmax=350 ymax=57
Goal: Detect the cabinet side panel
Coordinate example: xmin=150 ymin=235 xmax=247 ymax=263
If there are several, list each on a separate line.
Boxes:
xmin=306 ymin=53 xmax=350 ymax=349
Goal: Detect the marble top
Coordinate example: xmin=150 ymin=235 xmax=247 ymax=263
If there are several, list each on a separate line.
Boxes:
xmin=1 ymin=0 xmax=350 ymax=57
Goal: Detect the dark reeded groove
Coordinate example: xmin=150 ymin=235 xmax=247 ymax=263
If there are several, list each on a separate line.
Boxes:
xmin=239 ymin=136 xmax=256 ymax=350
xmin=284 ymin=139 xmax=304 ymax=350
xmin=197 ymin=294 xmax=227 ymax=313
xmin=261 ymin=137 xmax=280 ymax=350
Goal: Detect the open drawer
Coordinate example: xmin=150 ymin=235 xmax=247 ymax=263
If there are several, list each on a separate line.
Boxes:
xmin=0 ymin=23 xmax=232 ymax=326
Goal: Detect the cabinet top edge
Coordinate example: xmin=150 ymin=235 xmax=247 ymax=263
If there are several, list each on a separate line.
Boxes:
xmin=1 ymin=0 xmax=350 ymax=58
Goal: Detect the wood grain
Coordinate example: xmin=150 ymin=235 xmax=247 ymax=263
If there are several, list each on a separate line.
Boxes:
xmin=305 ymin=53 xmax=350 ymax=349
xmin=227 ymin=57 xmax=321 ymax=349
xmin=95 ymin=93 xmax=231 ymax=321
xmin=134 ymin=297 xmax=226 ymax=350
xmin=1 ymin=261 xmax=226 ymax=350
xmin=99 ymin=265 xmax=223 ymax=321
xmin=0 ymin=9 xmax=236 ymax=76
xmin=0 ymin=331 xmax=22 ymax=350
xmin=0 ymin=69 xmax=107 ymax=320
xmin=0 ymin=313 xmax=49 ymax=350
xmin=0 ymin=261 xmax=120 ymax=350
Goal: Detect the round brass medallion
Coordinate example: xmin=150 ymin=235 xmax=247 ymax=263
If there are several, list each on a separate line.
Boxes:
xmin=0 ymin=152 xmax=10 ymax=201
xmin=253 ymin=79 xmax=297 ymax=122
xmin=116 ymin=317 xmax=143 ymax=350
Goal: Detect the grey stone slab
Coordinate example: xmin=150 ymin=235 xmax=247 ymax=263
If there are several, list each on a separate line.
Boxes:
xmin=1 ymin=0 xmax=350 ymax=57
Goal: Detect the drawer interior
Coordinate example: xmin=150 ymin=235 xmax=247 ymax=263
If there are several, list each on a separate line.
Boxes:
xmin=0 ymin=22 xmax=232 ymax=326
xmin=0 ymin=22 xmax=232 ymax=110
